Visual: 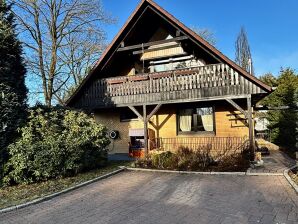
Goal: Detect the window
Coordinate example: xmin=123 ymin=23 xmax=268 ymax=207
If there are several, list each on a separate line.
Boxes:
xmin=178 ymin=107 xmax=214 ymax=133
xmin=120 ymin=108 xmax=139 ymax=122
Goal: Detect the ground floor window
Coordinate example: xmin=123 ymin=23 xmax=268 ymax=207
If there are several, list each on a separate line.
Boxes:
xmin=178 ymin=107 xmax=215 ymax=134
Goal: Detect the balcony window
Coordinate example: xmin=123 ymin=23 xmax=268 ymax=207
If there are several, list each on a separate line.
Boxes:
xmin=150 ymin=56 xmax=205 ymax=73
xmin=178 ymin=107 xmax=215 ymax=134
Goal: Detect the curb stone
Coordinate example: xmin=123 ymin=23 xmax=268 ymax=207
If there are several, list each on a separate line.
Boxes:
xmin=123 ymin=167 xmax=285 ymax=176
xmin=246 ymin=172 xmax=283 ymax=176
xmin=0 ymin=168 xmax=125 ymax=214
xmin=283 ymin=165 xmax=298 ymax=194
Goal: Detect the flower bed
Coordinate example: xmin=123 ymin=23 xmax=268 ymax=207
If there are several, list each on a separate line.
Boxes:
xmin=134 ymin=146 xmax=250 ymax=172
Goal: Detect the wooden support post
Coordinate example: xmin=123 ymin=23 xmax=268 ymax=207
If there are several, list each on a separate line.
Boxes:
xmin=147 ymin=104 xmax=162 ymax=121
xmin=129 ymin=104 xmax=162 ymax=155
xmin=143 ymin=105 xmax=148 ymax=155
xmin=128 ymin=106 xmax=143 ymax=120
xmin=247 ymin=96 xmax=255 ymax=160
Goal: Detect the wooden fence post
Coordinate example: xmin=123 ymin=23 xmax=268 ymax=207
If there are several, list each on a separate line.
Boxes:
xmin=143 ymin=105 xmax=148 ymax=155
xmin=247 ymin=95 xmax=255 ymax=160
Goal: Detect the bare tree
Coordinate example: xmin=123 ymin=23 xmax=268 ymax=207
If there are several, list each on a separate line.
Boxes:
xmin=191 ymin=26 xmax=216 ymax=46
xmin=10 ymin=0 xmax=114 ymax=106
xmin=54 ymin=28 xmax=107 ymax=104
xmin=235 ymin=26 xmax=254 ymax=75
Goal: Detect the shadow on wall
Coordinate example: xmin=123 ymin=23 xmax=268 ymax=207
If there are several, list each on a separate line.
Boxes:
xmin=149 ymin=113 xmax=174 ymax=139
xmin=227 ymin=111 xmax=247 ymax=128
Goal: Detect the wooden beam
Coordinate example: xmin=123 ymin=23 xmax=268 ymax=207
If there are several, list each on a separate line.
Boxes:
xmin=247 ymin=96 xmax=255 ymax=160
xmin=107 ymin=95 xmax=251 ymax=108
xmin=226 ymin=98 xmax=248 ymax=118
xmin=132 ymin=44 xmax=180 ymax=55
xmin=148 ymin=120 xmax=158 ymax=130
xmin=117 ymin=36 xmax=188 ymax=52
xmin=147 ymin=5 xmax=221 ymax=62
xmin=128 ymin=106 xmax=143 ymax=121
xmin=147 ymin=104 xmax=162 ymax=121
xmin=143 ymin=105 xmax=148 ymax=155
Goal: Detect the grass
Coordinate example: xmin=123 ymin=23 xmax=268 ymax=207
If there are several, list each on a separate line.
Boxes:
xmin=0 ymin=161 xmax=132 ymax=210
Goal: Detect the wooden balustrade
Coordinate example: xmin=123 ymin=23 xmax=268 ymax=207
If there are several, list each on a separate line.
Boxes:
xmin=105 ymin=63 xmax=239 ymax=97
xmin=75 ymin=63 xmax=264 ymax=108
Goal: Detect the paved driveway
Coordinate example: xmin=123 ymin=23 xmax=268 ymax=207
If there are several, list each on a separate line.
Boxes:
xmin=1 ymin=171 xmax=297 ymax=224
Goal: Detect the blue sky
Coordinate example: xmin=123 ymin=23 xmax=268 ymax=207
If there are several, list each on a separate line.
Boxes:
xmin=102 ymin=0 xmax=298 ymax=76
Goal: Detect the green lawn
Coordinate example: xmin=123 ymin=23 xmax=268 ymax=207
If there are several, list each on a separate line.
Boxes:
xmin=0 ymin=161 xmax=132 ymax=210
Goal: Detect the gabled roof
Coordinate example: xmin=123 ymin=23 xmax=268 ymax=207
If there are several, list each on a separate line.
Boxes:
xmin=66 ymin=0 xmax=272 ymax=106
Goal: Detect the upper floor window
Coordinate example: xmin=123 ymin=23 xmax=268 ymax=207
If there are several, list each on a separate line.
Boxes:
xmin=149 ymin=56 xmax=205 ymax=73
xmin=178 ymin=107 xmax=214 ymax=134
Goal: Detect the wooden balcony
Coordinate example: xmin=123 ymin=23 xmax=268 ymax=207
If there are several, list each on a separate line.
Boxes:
xmin=74 ymin=63 xmax=266 ymax=108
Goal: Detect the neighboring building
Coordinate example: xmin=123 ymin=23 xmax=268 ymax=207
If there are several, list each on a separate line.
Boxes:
xmin=255 ymin=114 xmax=269 ymax=132
xmin=254 ymin=109 xmax=269 ymax=139
xmin=66 ymin=0 xmax=272 ymax=157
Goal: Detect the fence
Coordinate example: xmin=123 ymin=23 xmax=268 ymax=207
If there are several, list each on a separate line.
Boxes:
xmin=153 ymin=136 xmax=249 ymax=155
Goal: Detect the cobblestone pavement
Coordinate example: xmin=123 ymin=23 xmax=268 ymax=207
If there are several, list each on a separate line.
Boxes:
xmin=1 ymin=171 xmax=297 ymax=224
xmin=249 ymin=151 xmax=296 ymax=174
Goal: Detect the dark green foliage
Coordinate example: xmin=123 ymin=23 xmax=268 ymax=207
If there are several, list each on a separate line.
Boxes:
xmin=258 ymin=73 xmax=278 ymax=88
xmin=3 ymin=106 xmax=110 ymax=185
xmin=259 ymin=68 xmax=298 ymax=149
xmin=0 ymin=2 xmax=27 ymax=180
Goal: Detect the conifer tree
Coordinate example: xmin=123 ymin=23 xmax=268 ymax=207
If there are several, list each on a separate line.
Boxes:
xmin=0 ymin=1 xmax=27 ymax=179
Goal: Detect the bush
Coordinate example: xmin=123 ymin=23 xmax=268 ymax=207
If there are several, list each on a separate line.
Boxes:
xmin=176 ymin=146 xmax=214 ymax=170
xmin=151 ymin=151 xmax=177 ymax=170
xmin=135 ymin=146 xmax=214 ymax=171
xmin=3 ymin=106 xmax=110 ymax=185
xmin=135 ymin=145 xmax=249 ymax=172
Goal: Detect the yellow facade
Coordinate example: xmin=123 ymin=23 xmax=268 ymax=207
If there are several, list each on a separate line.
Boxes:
xmin=95 ymin=102 xmax=249 ymax=154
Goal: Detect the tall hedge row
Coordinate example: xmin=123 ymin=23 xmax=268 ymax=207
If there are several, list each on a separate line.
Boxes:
xmin=3 ymin=107 xmax=110 ymax=185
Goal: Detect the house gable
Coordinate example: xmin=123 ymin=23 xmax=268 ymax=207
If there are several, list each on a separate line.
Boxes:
xmin=66 ymin=0 xmax=272 ymax=107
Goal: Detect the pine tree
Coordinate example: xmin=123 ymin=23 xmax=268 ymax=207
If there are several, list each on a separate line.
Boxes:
xmin=0 ymin=1 xmax=27 ymax=179
xmin=235 ymin=27 xmax=254 ymax=75
xmin=260 ymin=69 xmax=298 ymax=149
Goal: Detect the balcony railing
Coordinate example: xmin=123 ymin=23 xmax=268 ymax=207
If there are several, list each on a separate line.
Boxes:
xmin=75 ymin=63 xmax=264 ymax=108
xmin=106 ymin=63 xmax=239 ymax=97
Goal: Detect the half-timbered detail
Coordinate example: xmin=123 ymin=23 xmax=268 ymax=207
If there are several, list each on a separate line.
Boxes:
xmin=66 ymin=0 xmax=272 ymax=159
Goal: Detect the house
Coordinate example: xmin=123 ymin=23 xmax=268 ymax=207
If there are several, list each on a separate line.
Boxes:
xmin=66 ymin=0 xmax=272 ymax=158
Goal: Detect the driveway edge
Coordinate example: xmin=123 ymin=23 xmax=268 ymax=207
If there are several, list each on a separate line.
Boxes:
xmin=283 ymin=165 xmax=298 ymax=194
xmin=122 ymin=167 xmax=284 ymax=176
xmin=0 ymin=168 xmax=125 ymax=214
